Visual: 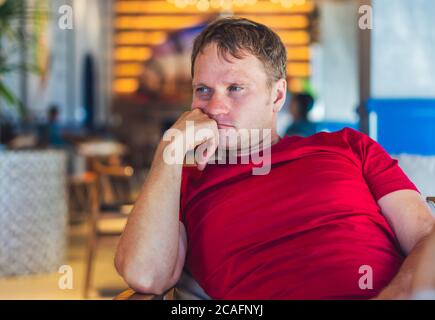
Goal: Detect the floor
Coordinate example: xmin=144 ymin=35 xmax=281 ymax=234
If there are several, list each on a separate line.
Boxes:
xmin=0 ymin=222 xmax=126 ymax=300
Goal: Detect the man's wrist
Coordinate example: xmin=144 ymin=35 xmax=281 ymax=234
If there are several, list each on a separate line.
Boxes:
xmin=154 ymin=138 xmax=186 ymax=168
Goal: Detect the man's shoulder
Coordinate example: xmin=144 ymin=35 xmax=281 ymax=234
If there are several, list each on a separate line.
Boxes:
xmin=300 ymin=127 xmax=368 ymax=146
xmin=282 ymin=127 xmax=373 ymax=163
xmin=316 ymin=127 xmax=364 ymax=138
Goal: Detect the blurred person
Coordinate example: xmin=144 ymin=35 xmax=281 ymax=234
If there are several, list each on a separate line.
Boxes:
xmin=37 ymin=104 xmax=64 ymax=147
xmin=285 ymin=92 xmax=316 ymax=137
xmin=47 ymin=105 xmax=64 ymax=146
xmin=136 ymin=59 xmax=165 ymax=102
xmin=115 ymin=17 xmax=435 ymax=300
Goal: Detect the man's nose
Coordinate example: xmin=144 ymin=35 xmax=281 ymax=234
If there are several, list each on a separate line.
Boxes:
xmin=203 ymin=93 xmax=230 ymax=116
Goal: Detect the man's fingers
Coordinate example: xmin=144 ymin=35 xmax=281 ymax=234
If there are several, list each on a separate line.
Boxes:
xmin=196 ymin=137 xmax=218 ymax=171
xmin=167 ymin=108 xmax=220 ymax=168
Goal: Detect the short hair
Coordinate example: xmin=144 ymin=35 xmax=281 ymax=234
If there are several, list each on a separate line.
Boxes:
xmin=191 ymin=17 xmax=287 ymax=87
xmin=48 ymin=105 xmax=59 ymax=116
xmin=294 ymin=93 xmax=314 ymax=119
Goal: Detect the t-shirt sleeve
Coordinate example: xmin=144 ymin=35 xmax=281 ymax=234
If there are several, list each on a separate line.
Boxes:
xmin=343 ymin=128 xmax=419 ymax=201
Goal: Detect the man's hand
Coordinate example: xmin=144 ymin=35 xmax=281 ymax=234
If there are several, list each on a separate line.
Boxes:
xmin=165 ymin=108 xmax=219 ymax=171
xmin=372 ymin=285 xmax=411 ymax=300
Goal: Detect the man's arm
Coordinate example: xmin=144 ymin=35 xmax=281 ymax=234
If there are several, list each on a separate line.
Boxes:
xmin=375 ymin=189 xmax=435 ymax=299
xmin=411 ymin=221 xmax=435 ymax=295
xmin=114 ymin=141 xmax=185 ymax=294
xmin=114 ymin=109 xmax=219 ymax=294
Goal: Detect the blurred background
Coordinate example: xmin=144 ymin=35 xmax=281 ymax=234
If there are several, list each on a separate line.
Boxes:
xmin=0 ymin=0 xmax=434 ymax=299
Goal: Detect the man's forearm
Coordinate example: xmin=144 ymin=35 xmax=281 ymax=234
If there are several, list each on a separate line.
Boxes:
xmin=377 ymin=227 xmax=435 ymax=299
xmin=115 ymin=141 xmax=183 ymax=290
xmin=412 ymin=227 xmax=435 ymax=293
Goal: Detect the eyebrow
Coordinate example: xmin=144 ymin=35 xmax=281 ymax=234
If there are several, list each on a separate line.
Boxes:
xmin=192 ymin=80 xmax=249 ymax=88
xmin=192 ymin=82 xmax=208 ymax=88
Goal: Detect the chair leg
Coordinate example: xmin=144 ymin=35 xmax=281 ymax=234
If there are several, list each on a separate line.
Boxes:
xmin=84 ymin=180 xmax=99 ymax=299
xmin=84 ymin=227 xmax=97 ymax=299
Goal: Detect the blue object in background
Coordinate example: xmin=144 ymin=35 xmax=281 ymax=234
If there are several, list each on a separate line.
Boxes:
xmin=367 ymin=99 xmax=435 ymax=155
xmin=285 ymin=121 xmax=358 ymax=138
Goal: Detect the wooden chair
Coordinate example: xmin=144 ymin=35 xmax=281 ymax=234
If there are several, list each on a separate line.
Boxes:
xmin=114 ymin=288 xmax=174 ymax=300
xmin=68 ymin=172 xmax=97 ymax=224
xmin=83 ymin=160 xmax=135 ymax=299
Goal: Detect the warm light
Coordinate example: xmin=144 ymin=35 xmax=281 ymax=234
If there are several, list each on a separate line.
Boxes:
xmin=115 ymin=0 xmax=314 ymax=14
xmin=121 ymin=204 xmax=134 ymax=215
xmin=288 ymin=78 xmax=304 ymax=92
xmin=115 ymin=1 xmax=199 ymax=14
xmin=241 ymin=15 xmax=309 ymax=29
xmin=287 ymin=62 xmax=310 ymax=77
xmin=286 ymin=47 xmax=310 ymax=61
xmin=166 ymin=0 xmax=310 ymax=12
xmin=112 ymin=0 xmax=315 ymax=93
xmin=279 ymin=31 xmax=310 ymax=45
xmin=271 ymin=0 xmax=306 ymax=7
xmin=114 ymin=79 xmax=139 ymax=94
xmin=124 ymin=166 xmax=134 ymax=176
xmin=115 ymin=63 xmax=143 ymax=77
xmin=196 ymin=0 xmax=210 ymax=11
xmin=115 ymin=47 xmax=152 ymax=61
xmin=115 ymin=32 xmax=167 ymax=45
xmin=234 ymin=0 xmax=313 ymax=13
xmin=115 ymin=16 xmax=205 ymax=30
xmin=171 ymin=0 xmax=258 ymax=10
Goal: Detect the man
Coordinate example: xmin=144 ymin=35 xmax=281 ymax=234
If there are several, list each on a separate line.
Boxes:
xmin=115 ymin=17 xmax=435 ymax=299
xmin=285 ymin=93 xmax=316 ymax=137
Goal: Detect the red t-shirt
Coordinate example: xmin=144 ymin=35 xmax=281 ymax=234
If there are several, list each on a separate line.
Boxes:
xmin=179 ymin=128 xmax=418 ymax=299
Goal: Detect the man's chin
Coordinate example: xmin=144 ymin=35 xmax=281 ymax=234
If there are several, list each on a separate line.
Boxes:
xmin=197 ymin=125 xmax=263 ymax=153
xmin=216 ymin=142 xmax=251 ymax=155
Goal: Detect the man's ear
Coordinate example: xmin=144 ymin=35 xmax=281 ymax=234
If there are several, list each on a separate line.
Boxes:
xmin=272 ymin=78 xmax=287 ymax=113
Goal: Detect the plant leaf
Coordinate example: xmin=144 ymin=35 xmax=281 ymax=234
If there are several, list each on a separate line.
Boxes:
xmin=0 ymin=79 xmax=17 ymax=106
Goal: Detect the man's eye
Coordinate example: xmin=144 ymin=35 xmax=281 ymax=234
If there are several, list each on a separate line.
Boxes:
xmin=228 ymin=86 xmax=243 ymax=92
xmin=196 ymin=87 xmax=210 ymax=94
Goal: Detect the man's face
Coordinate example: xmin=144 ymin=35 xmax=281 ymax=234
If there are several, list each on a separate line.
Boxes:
xmin=192 ymin=43 xmax=285 ymax=151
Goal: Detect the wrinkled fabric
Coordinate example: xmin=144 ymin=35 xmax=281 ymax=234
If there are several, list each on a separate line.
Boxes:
xmin=179 ymin=128 xmax=418 ymax=299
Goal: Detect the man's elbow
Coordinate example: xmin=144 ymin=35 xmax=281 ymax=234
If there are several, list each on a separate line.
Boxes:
xmin=124 ymin=272 xmax=168 ymax=295
xmin=114 ymin=257 xmax=170 ymax=295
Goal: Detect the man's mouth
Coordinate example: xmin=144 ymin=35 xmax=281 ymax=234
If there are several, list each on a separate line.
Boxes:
xmin=217 ymin=123 xmax=234 ymax=129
